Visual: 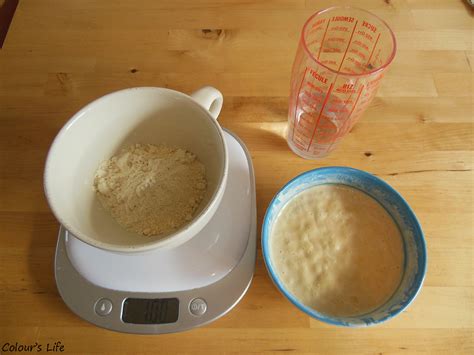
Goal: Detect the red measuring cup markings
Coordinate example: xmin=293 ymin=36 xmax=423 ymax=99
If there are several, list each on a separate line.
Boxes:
xmin=287 ymin=7 xmax=396 ymax=159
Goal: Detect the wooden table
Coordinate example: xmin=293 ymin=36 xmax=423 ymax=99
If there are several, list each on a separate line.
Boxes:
xmin=1 ymin=0 xmax=472 ymax=353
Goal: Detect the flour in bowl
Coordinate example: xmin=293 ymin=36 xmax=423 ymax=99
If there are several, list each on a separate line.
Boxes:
xmin=270 ymin=184 xmax=404 ymax=317
xmin=94 ymin=143 xmax=207 ymax=237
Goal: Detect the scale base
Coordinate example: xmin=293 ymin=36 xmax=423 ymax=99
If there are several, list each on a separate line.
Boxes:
xmin=54 ymin=129 xmax=256 ymax=334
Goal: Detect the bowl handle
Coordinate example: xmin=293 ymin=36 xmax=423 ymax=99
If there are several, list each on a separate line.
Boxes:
xmin=190 ymin=86 xmax=223 ymax=120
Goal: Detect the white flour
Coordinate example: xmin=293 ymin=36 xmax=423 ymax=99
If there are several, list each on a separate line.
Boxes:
xmin=94 ymin=143 xmax=206 ymax=237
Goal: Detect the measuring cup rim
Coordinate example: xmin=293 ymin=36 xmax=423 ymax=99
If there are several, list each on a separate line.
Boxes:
xmin=301 ymin=6 xmax=397 ymax=78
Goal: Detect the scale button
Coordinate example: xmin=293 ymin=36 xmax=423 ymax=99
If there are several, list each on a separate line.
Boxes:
xmin=189 ymin=298 xmax=207 ymax=316
xmin=95 ymin=298 xmax=113 ymax=316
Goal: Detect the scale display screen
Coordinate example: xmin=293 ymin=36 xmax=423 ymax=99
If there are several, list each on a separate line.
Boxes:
xmin=122 ymin=298 xmax=179 ymax=324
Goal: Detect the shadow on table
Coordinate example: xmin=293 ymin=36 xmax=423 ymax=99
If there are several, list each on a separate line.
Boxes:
xmin=0 ymin=0 xmax=18 ymax=48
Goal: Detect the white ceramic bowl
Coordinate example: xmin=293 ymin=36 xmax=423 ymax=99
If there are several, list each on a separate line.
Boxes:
xmin=44 ymin=86 xmax=228 ymax=253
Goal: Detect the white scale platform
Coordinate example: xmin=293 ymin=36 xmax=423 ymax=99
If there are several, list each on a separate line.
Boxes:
xmin=55 ymin=129 xmax=256 ymax=334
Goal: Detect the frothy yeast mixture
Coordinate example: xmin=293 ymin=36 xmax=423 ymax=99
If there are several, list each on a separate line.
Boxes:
xmin=270 ymin=184 xmax=404 ymax=317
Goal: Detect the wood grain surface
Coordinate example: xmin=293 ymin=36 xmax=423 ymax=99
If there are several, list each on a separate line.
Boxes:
xmin=0 ymin=0 xmax=473 ymax=354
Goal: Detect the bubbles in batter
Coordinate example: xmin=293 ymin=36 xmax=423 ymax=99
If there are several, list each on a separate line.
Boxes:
xmin=270 ymin=184 xmax=404 ymax=317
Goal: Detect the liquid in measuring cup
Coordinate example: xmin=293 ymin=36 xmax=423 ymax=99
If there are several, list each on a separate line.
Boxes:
xmin=287 ymin=7 xmax=396 ymax=159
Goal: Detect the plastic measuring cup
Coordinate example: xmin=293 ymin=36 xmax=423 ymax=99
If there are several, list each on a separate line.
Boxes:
xmin=287 ymin=7 xmax=396 ymax=159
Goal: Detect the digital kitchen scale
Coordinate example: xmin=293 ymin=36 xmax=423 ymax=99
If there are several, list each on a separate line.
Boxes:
xmin=54 ymin=129 xmax=256 ymax=334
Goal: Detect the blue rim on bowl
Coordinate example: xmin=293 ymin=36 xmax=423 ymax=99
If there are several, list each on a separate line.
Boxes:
xmin=261 ymin=166 xmax=427 ymax=327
